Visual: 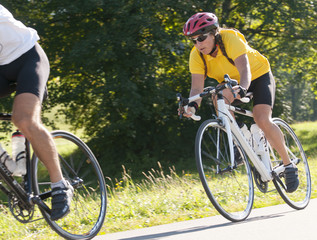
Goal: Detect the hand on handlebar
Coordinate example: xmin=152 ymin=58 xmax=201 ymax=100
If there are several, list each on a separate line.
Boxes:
xmin=184 ymin=105 xmax=201 ymax=121
xmin=177 ymin=104 xmax=201 ymax=121
xmin=183 ymin=104 xmax=196 ymax=117
xmin=227 ymin=85 xmax=249 ymax=105
xmin=177 ymin=93 xmax=201 ymax=121
xmin=224 ymin=74 xmax=248 ymax=102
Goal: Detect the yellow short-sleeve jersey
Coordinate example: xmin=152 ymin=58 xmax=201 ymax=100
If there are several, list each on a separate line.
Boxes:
xmin=189 ymin=29 xmax=270 ymax=83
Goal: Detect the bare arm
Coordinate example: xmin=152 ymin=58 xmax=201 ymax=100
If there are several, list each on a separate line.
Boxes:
xmin=189 ymin=73 xmax=205 ymax=106
xmin=234 ymin=53 xmax=251 ymax=90
xmin=180 ymin=73 xmax=205 ymax=118
xmin=221 ymin=53 xmax=251 ymax=103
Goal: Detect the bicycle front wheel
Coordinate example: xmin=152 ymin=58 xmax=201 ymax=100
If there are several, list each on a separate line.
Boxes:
xmin=32 ymin=130 xmax=107 ymax=240
xmin=195 ymin=119 xmax=254 ymax=222
xmin=271 ymin=118 xmax=311 ymax=209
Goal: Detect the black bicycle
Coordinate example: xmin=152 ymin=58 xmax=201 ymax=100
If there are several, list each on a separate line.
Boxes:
xmin=0 ymin=113 xmax=107 ymax=239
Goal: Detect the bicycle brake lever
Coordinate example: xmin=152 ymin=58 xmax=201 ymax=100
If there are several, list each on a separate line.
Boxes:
xmin=224 ymin=74 xmax=230 ymax=82
xmin=224 ymin=81 xmax=236 ymax=98
xmin=231 ymin=87 xmax=237 ymax=98
xmin=176 ymin=93 xmax=182 ymax=102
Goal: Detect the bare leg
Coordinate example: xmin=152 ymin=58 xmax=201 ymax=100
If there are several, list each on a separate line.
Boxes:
xmin=253 ymin=104 xmax=291 ymax=165
xmin=12 ymin=93 xmax=63 ymax=183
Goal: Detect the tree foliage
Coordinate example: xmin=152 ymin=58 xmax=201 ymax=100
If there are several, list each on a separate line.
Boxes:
xmin=1 ymin=0 xmax=316 ymax=177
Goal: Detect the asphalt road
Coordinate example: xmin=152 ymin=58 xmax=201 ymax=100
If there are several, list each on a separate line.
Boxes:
xmin=95 ymin=198 xmax=316 ymax=240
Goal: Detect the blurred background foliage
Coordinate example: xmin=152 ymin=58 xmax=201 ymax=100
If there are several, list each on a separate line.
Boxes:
xmin=1 ymin=0 xmax=316 ymax=178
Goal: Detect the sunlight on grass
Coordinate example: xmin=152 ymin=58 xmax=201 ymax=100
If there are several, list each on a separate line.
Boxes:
xmin=0 ymin=122 xmax=316 ymax=239
xmin=0 ymin=158 xmax=316 ymax=239
xmin=102 ymin=157 xmax=317 ymax=235
xmin=103 ymin=163 xmax=218 ymax=233
xmin=291 ymin=121 xmax=317 ymax=156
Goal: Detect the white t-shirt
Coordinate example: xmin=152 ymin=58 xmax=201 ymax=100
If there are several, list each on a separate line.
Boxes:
xmin=0 ymin=5 xmax=39 ymax=65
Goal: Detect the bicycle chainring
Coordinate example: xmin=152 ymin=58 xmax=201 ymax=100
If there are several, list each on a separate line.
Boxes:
xmin=252 ymin=167 xmax=268 ymax=193
xmin=8 ymin=194 xmax=34 ymax=223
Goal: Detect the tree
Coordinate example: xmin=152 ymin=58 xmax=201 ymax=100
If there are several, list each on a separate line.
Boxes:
xmin=2 ymin=0 xmax=316 ymax=178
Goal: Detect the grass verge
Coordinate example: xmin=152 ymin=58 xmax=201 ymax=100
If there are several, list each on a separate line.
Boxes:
xmin=0 ymin=122 xmax=316 ymax=239
xmin=101 ymin=157 xmax=317 ymax=235
xmin=0 ymin=158 xmax=316 ymax=239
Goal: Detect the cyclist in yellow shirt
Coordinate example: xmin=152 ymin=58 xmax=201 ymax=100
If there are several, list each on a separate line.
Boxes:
xmin=182 ymin=12 xmax=299 ymax=193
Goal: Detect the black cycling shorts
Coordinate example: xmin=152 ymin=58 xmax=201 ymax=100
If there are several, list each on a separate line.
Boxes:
xmin=0 ymin=42 xmax=49 ymax=102
xmin=248 ymin=71 xmax=276 ymax=108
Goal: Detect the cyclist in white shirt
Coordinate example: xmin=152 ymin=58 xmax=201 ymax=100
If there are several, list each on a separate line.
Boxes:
xmin=0 ymin=4 xmax=73 ymax=221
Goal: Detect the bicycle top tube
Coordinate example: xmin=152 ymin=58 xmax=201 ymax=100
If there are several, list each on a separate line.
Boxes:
xmin=227 ymin=101 xmax=253 ymax=118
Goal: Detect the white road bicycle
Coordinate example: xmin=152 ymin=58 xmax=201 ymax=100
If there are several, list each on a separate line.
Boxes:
xmin=177 ymin=74 xmax=311 ymax=222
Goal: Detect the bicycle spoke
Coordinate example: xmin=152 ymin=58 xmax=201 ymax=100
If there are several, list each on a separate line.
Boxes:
xmin=195 ymin=120 xmax=254 ymax=222
xmin=271 ymin=118 xmax=311 ymax=210
xmin=32 ymin=131 xmax=106 ymax=239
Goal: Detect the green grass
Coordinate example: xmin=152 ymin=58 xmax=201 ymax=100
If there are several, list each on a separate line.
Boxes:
xmin=291 ymin=121 xmax=317 ymax=156
xmin=102 ymin=157 xmax=317 ymax=234
xmin=0 ymin=121 xmax=316 ymax=239
xmin=1 ymin=159 xmax=317 ymax=239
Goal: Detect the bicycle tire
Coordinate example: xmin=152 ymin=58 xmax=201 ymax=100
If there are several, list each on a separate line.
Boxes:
xmin=32 ymin=130 xmax=107 ymax=240
xmin=271 ymin=118 xmax=311 ymax=209
xmin=195 ymin=119 xmax=254 ymax=222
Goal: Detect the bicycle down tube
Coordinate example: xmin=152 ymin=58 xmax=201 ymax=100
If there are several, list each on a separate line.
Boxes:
xmin=180 ymin=75 xmax=311 ymax=221
xmin=186 ymin=91 xmax=272 ymax=182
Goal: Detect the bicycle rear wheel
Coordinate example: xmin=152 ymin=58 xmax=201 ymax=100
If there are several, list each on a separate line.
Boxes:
xmin=271 ymin=118 xmax=311 ymax=209
xmin=195 ymin=119 xmax=254 ymax=222
xmin=32 ymin=130 xmax=107 ymax=240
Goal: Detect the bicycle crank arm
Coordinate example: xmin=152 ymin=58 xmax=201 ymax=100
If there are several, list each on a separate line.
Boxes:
xmin=31 ymin=195 xmax=51 ymax=215
xmin=272 ymin=172 xmax=287 ymax=191
xmin=273 ymin=158 xmax=300 ymax=176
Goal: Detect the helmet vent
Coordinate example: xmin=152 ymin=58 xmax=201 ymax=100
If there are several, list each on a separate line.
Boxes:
xmin=193 ymin=20 xmax=198 ymax=29
xmin=183 ymin=12 xmax=218 ymax=36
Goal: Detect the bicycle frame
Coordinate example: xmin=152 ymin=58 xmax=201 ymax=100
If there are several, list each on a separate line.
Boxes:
xmin=180 ymin=76 xmax=311 ymax=221
xmin=0 ymin=113 xmax=107 ymax=238
xmin=187 ymin=90 xmax=283 ymax=182
xmin=218 ymin=95 xmax=272 ymax=181
xmin=0 ymin=113 xmax=51 ymax=215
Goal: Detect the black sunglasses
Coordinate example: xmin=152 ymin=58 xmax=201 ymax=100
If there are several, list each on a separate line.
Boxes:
xmin=190 ymin=33 xmax=210 ymax=44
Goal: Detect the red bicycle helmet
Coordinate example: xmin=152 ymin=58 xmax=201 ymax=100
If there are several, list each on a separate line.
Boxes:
xmin=183 ymin=12 xmax=219 ymax=37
